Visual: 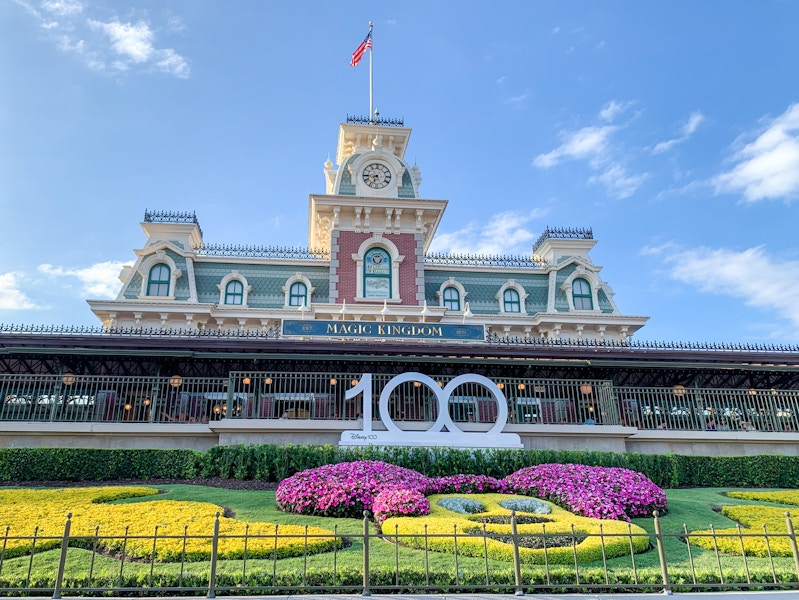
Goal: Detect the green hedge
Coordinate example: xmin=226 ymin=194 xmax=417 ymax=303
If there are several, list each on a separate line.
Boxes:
xmin=0 ymin=448 xmax=204 ymax=482
xmin=2 ymin=445 xmax=799 ymax=488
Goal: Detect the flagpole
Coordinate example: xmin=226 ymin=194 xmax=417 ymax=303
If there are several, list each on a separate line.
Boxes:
xmin=369 ymin=21 xmax=374 ymax=123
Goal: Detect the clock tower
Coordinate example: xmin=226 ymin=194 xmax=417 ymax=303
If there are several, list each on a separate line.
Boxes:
xmin=309 ymin=116 xmax=447 ymax=308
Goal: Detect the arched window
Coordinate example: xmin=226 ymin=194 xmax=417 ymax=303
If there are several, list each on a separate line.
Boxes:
xmin=289 ymin=281 xmax=308 ymax=307
xmin=147 ymin=264 xmax=171 ymax=297
xmin=363 ymin=247 xmax=392 ymax=299
xmin=442 ymin=286 xmax=461 ymax=311
xmin=224 ymin=280 xmax=244 ymax=305
xmin=572 ymin=277 xmax=593 ymax=310
xmin=503 ymin=288 xmax=521 ymax=313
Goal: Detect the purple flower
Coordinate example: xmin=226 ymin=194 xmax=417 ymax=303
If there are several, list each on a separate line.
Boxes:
xmin=275 ymin=461 xmax=429 ymax=518
xmin=503 ymin=463 xmax=667 ymax=521
xmin=372 ymin=488 xmax=430 ymax=522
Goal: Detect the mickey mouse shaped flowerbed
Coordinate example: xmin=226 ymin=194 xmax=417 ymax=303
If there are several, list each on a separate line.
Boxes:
xmin=275 ymin=461 xmax=667 ymax=564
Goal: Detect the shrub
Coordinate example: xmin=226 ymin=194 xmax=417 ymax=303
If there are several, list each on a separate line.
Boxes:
xmin=689 ymin=505 xmax=796 ymax=557
xmin=437 ymin=497 xmax=486 ymax=514
xmin=499 ymin=498 xmax=551 ymax=514
xmin=426 ymin=474 xmax=506 ymax=494
xmin=383 ymin=493 xmax=650 ymax=564
xmin=372 ymin=488 xmax=429 ymax=523
xmin=504 ymin=463 xmax=667 ymax=521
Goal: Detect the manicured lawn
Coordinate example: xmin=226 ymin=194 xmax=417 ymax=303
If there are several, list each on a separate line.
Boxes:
xmin=1 ymin=484 xmax=798 ymax=591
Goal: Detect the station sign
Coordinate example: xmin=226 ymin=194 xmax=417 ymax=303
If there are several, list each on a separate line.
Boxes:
xmin=282 ymin=319 xmax=485 ymax=341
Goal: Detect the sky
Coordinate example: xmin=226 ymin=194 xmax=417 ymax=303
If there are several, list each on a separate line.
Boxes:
xmin=2 ymin=0 xmax=799 ymax=345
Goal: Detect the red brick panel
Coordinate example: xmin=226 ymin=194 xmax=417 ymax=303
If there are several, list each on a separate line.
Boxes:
xmin=336 ymin=231 xmax=420 ymax=305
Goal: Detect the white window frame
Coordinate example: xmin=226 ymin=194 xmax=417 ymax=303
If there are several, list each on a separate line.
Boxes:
xmin=283 ymin=273 xmax=315 ymax=308
xmin=496 ymin=280 xmax=528 ymax=315
xmin=560 ymin=267 xmax=601 ymax=312
xmin=217 ymin=271 xmax=252 ymax=307
xmin=137 ymin=251 xmax=181 ymax=300
xmin=436 ymin=278 xmax=467 ymax=312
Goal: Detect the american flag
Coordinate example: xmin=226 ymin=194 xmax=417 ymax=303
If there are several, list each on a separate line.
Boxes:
xmin=350 ymin=31 xmax=372 ymax=67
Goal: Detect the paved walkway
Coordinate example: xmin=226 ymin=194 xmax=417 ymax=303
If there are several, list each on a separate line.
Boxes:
xmin=41 ymin=593 xmax=799 ymax=600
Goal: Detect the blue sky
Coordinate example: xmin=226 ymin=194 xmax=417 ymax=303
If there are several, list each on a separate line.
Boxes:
xmin=2 ymin=0 xmax=799 ymax=344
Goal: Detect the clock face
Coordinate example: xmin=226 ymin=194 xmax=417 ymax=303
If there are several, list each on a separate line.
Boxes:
xmin=362 ymin=163 xmax=392 ymax=189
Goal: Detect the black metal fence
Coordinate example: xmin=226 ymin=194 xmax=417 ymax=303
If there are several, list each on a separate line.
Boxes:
xmin=5 ymin=512 xmax=799 ymax=597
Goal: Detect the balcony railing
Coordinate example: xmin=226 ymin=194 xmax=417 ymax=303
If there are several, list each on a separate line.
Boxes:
xmin=2 ymin=372 xmax=798 ymax=432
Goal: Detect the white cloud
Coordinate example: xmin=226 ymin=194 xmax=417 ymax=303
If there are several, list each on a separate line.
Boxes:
xmin=41 ymin=0 xmax=83 ymax=16
xmin=154 ymin=48 xmax=189 ymax=78
xmin=38 ymin=261 xmax=126 ymax=299
xmin=506 ymin=92 xmax=528 ymax=107
xmin=12 ymin=3 xmax=190 ymax=79
xmin=533 ymin=124 xmax=616 ymax=169
xmin=429 ymin=209 xmax=548 ymax=255
xmin=651 ymin=111 xmax=705 ymax=155
xmin=496 ymin=76 xmax=506 ymax=85
xmin=714 ymin=103 xmax=799 ymax=203
xmin=88 ymin=20 xmax=154 ymax=63
xmin=588 ymin=164 xmax=648 ymax=199
xmin=599 ymin=100 xmax=632 ymax=123
xmin=647 ymin=243 xmax=799 ymax=336
xmin=533 ymin=100 xmax=648 ymax=198
xmin=0 ymin=272 xmax=41 ymax=310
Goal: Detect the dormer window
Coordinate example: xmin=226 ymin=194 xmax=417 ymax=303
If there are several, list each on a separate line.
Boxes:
xmin=503 ymin=288 xmax=521 ymax=313
xmin=443 ymin=286 xmax=461 ymax=311
xmin=147 ymin=264 xmax=171 ymax=297
xmin=283 ymin=274 xmax=315 ymax=308
xmin=289 ymin=281 xmax=308 ymax=307
xmin=496 ymin=280 xmax=528 ymax=315
xmin=572 ymin=277 xmax=593 ymax=310
xmin=224 ymin=280 xmax=244 ymax=305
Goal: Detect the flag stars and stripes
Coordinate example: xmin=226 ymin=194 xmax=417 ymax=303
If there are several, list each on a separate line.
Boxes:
xmin=350 ymin=31 xmax=372 ymax=67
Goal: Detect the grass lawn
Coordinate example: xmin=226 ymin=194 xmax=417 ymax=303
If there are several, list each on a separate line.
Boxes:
xmin=1 ymin=484 xmax=798 ymax=592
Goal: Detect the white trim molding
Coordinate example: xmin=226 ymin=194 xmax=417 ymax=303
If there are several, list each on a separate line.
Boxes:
xmin=560 ymin=266 xmax=602 ymax=312
xmin=436 ymin=278 xmax=467 ymax=312
xmin=137 ymin=251 xmax=182 ymax=300
xmin=495 ymin=280 xmax=528 ymax=315
xmin=217 ymin=271 xmax=252 ymax=307
xmin=282 ymin=273 xmax=316 ymax=308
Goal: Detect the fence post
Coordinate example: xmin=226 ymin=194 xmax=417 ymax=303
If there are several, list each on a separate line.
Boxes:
xmin=653 ymin=511 xmax=672 ymax=595
xmin=362 ymin=511 xmax=371 ymax=596
xmin=52 ymin=513 xmax=72 ymax=600
xmin=207 ymin=512 xmax=220 ymax=599
xmin=785 ymin=512 xmax=799 ymax=580
xmin=511 ymin=511 xmax=524 ymax=596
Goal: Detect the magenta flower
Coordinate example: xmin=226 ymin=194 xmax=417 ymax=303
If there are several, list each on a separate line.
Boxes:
xmin=372 ymin=488 xmax=430 ymax=522
xmin=503 ymin=463 xmax=667 ymax=521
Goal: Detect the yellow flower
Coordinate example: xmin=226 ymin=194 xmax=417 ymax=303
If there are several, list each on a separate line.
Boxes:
xmin=0 ymin=487 xmax=337 ymax=561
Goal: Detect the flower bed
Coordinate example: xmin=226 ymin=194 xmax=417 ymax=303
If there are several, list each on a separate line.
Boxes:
xmin=0 ymin=487 xmax=338 ymax=561
xmin=383 ymin=493 xmax=650 ymax=564
xmin=275 ymin=460 xmax=429 ymax=518
xmin=426 ymin=474 xmax=506 ymax=494
xmin=503 ymin=463 xmax=667 ymax=521
xmin=276 ymin=460 xmax=667 ymax=525
xmin=372 ymin=488 xmax=429 ymax=522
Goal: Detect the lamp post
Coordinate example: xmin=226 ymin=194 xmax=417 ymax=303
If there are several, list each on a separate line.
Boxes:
xmin=169 ymin=375 xmax=183 ymax=422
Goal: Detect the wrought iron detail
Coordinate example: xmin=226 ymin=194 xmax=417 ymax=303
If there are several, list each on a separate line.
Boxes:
xmin=143 ymin=210 xmax=203 ymax=238
xmin=532 ymin=227 xmax=594 ymax=254
xmin=346 ymin=114 xmax=405 ymax=127
xmin=194 ymin=244 xmax=330 ymax=260
xmin=0 ymin=323 xmax=281 ymax=339
xmin=425 ymin=252 xmax=546 ymax=269
xmin=484 ymin=328 xmax=799 ymax=353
